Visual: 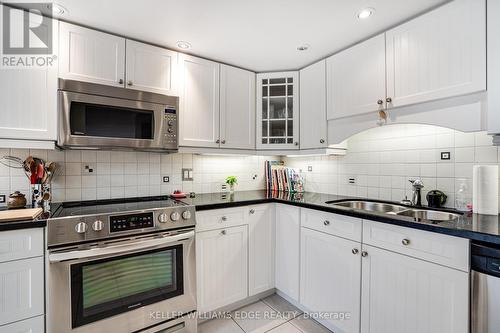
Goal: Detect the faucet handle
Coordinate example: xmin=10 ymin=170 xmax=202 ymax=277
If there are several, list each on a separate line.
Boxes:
xmin=409 ymin=178 xmax=424 ymax=188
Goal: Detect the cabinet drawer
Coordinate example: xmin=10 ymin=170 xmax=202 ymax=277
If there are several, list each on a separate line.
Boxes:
xmin=0 ymin=315 xmax=44 ymax=333
xmin=301 ymin=208 xmax=362 ymax=242
xmin=196 ymin=207 xmax=248 ymax=232
xmin=0 ymin=228 xmax=43 ymax=263
xmin=0 ymin=257 xmax=44 ymax=326
xmin=362 ymin=220 xmax=469 ymax=271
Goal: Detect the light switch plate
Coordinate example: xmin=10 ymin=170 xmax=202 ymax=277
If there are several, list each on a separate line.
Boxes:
xmin=441 ymin=152 xmax=451 ymax=160
xmin=0 ymin=195 xmax=5 ymax=203
xmin=163 ymin=176 xmax=170 ymax=183
xmin=308 ymin=166 xmax=313 ymax=172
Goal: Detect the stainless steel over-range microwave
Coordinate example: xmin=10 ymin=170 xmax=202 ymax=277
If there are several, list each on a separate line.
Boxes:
xmin=58 ymin=79 xmax=179 ymax=152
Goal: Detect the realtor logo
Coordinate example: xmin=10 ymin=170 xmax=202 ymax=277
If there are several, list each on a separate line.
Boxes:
xmin=1 ymin=3 xmax=55 ymax=67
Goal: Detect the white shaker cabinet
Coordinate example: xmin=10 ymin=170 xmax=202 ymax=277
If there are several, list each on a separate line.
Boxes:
xmin=326 ymin=34 xmax=386 ymax=120
xmin=300 ymin=227 xmax=361 ymax=333
xmin=0 ymin=8 xmax=57 ymax=143
xmin=488 ymin=0 xmax=500 ymax=135
xmin=385 ymin=0 xmax=486 ymax=108
xmin=248 ymin=204 xmax=275 ymax=296
xmin=59 ymin=22 xmax=126 ymax=87
xmin=196 ymin=225 xmax=248 ymax=313
xmin=125 ymin=40 xmax=178 ymax=95
xmin=179 ymin=54 xmax=220 ymax=148
xmin=257 ymin=72 xmax=299 ymax=150
xmin=220 ymin=65 xmax=256 ymax=149
xmin=0 ymin=315 xmax=44 ymax=333
xmin=360 ymin=244 xmax=469 ymax=333
xmin=275 ymin=204 xmax=300 ymax=302
xmin=299 ymin=60 xmax=328 ymax=149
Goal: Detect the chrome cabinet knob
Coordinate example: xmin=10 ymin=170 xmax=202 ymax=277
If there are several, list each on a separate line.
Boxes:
xmin=127 ymin=80 xmax=133 ymax=86
xmin=182 ymin=211 xmax=192 ymax=220
xmin=158 ymin=213 xmax=169 ymax=223
xmin=92 ymin=220 xmax=104 ymax=231
xmin=324 ymin=220 xmax=330 ymax=226
xmin=377 ymin=99 xmax=384 ymax=105
xmin=361 ymin=251 xmax=368 ymax=257
xmin=221 ymin=230 xmax=227 ymax=235
xmin=75 ymin=222 xmax=88 ymax=234
xmin=402 ymin=238 xmax=410 ymax=246
xmin=170 ymin=212 xmax=180 ymax=221
xmin=386 ymin=97 xmax=392 ymax=103
xmin=320 ymin=139 xmax=325 ymax=144
xmin=221 ymin=216 xmax=227 ymax=222
xmin=352 ymin=248 xmax=359 ymax=255
xmin=118 ymin=79 xmax=124 ymax=84
xmin=249 ymin=209 xmax=255 ymax=214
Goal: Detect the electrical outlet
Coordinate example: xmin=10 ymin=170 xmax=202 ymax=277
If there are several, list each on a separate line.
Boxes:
xmin=349 ymin=177 xmax=356 ymax=184
xmin=182 ymin=168 xmax=193 ymax=181
xmin=0 ymin=195 xmax=5 ymax=204
xmin=441 ymin=151 xmax=451 ymax=160
xmin=221 ymin=184 xmax=228 ymax=192
xmin=308 ymin=166 xmax=313 ymax=172
xmin=163 ymin=176 xmax=170 ymax=183
xmin=83 ymin=164 xmax=95 ymax=173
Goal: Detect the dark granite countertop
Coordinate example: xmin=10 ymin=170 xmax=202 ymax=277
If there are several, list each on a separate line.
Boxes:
xmin=183 ymin=190 xmax=500 ymax=246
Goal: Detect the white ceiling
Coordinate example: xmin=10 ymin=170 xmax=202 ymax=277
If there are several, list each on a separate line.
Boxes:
xmin=13 ymin=0 xmax=449 ymax=72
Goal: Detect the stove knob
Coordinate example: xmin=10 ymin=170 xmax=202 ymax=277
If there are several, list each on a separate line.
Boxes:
xmin=182 ymin=211 xmax=192 ymax=220
xmin=158 ymin=213 xmax=169 ymax=223
xmin=75 ymin=222 xmax=88 ymax=234
xmin=170 ymin=212 xmax=180 ymax=222
xmin=92 ymin=220 xmax=104 ymax=232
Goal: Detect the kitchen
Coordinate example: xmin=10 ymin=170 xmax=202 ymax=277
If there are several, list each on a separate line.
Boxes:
xmin=0 ymin=0 xmax=500 ymax=332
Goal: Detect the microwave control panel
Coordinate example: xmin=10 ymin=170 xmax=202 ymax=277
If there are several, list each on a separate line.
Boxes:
xmin=164 ymin=107 xmax=177 ymax=145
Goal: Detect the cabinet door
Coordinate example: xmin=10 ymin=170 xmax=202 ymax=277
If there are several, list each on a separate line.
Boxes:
xmin=257 ymin=72 xmax=299 ymax=150
xmin=300 ymin=228 xmax=361 ymax=333
xmin=300 ymin=60 xmax=328 ymax=149
xmin=220 ymin=65 xmax=256 ymax=149
xmin=488 ymin=0 xmax=500 ymax=134
xmin=0 ymin=257 xmax=44 ymax=326
xmin=386 ymin=0 xmax=486 ymax=108
xmin=248 ymin=205 xmax=275 ymax=296
xmin=125 ymin=40 xmax=178 ymax=95
xmin=327 ymin=34 xmax=386 ymax=120
xmin=0 ymin=315 xmax=44 ymax=333
xmin=196 ymin=225 xmax=248 ymax=312
xmin=59 ymin=22 xmax=125 ymax=87
xmin=0 ymin=9 xmax=57 ymax=141
xmin=179 ymin=54 xmax=220 ymax=148
xmin=361 ymin=245 xmax=469 ymax=333
xmin=275 ymin=204 xmax=300 ymax=301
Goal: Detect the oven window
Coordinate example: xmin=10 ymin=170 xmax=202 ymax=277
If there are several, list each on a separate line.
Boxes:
xmin=70 ymin=102 xmax=154 ymax=139
xmin=70 ymin=245 xmax=183 ymax=328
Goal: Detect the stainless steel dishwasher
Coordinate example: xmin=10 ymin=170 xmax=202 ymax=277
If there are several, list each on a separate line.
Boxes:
xmin=471 ymin=242 xmax=500 ymax=333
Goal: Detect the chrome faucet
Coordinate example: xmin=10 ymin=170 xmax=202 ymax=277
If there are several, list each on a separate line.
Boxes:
xmin=409 ymin=179 xmax=424 ymax=206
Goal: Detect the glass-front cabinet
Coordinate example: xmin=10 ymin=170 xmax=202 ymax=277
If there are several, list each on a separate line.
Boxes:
xmin=257 ymin=72 xmax=299 ymax=150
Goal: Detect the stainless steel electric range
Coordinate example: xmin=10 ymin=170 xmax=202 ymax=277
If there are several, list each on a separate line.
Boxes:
xmin=46 ymin=197 xmax=197 ymax=333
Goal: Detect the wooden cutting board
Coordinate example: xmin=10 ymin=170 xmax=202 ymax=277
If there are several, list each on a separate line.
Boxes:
xmin=0 ymin=208 xmax=43 ymax=222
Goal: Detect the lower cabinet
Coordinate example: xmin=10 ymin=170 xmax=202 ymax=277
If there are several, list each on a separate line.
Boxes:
xmin=248 ymin=204 xmax=275 ymax=296
xmin=275 ymin=204 xmax=300 ymax=302
xmin=0 ymin=315 xmax=44 ymax=333
xmin=196 ymin=224 xmax=248 ymax=313
xmin=360 ymin=244 xmax=469 ymax=333
xmin=300 ymin=227 xmax=362 ymax=333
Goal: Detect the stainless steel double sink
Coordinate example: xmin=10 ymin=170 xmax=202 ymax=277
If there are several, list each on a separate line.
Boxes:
xmin=329 ymin=200 xmax=462 ymax=222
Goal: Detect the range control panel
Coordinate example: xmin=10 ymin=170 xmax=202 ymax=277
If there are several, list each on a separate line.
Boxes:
xmin=163 ymin=107 xmax=177 ymax=145
xmin=110 ymin=212 xmax=155 ymax=232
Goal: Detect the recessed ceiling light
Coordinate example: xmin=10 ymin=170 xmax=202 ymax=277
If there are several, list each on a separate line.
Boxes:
xmin=357 ymin=8 xmax=375 ymax=19
xmin=176 ymin=41 xmax=192 ymax=50
xmin=297 ymin=44 xmax=310 ymax=51
xmin=51 ymin=3 xmax=67 ymax=16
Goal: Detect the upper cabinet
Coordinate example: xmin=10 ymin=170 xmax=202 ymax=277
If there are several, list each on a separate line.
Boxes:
xmin=220 ymin=65 xmax=256 ymax=149
xmin=327 ymin=34 xmax=386 ymax=120
xmin=179 ymin=54 xmax=220 ymax=148
xmin=59 ymin=22 xmax=178 ymax=95
xmin=59 ymin=22 xmax=126 ymax=87
xmin=0 ymin=7 xmax=57 ymax=143
xmin=300 ymin=60 xmax=328 ymax=149
xmin=125 ymin=40 xmax=178 ymax=95
xmin=385 ymin=0 xmax=486 ymax=108
xmin=488 ymin=0 xmax=500 ymax=135
xmin=257 ymin=72 xmax=299 ymax=150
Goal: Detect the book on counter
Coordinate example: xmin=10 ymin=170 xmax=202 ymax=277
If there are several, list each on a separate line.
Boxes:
xmin=265 ymin=160 xmax=304 ymax=193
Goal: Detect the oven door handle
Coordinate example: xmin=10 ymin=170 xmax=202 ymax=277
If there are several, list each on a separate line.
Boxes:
xmin=48 ymin=231 xmax=194 ymax=263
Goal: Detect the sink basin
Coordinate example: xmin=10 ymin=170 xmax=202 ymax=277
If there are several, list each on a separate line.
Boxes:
xmin=396 ymin=209 xmax=461 ymax=222
xmin=329 ymin=200 xmax=462 ymax=222
xmin=331 ymin=201 xmax=409 ymax=214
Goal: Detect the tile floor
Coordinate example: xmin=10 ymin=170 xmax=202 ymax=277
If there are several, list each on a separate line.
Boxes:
xmin=198 ymin=294 xmax=333 ymax=333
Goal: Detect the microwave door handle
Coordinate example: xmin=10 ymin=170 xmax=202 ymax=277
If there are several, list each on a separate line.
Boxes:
xmin=48 ymin=231 xmax=194 ymax=263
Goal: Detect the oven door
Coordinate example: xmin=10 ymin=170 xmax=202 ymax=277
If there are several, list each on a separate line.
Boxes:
xmin=58 ymin=90 xmax=176 ymax=151
xmin=48 ymin=230 xmax=196 ymax=333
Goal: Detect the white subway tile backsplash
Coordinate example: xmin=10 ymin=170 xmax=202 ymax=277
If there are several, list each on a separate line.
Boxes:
xmin=455 ymin=147 xmax=475 ymax=163
xmin=65 ymin=150 xmax=81 ymax=162
xmin=475 ymin=146 xmax=498 ymax=163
